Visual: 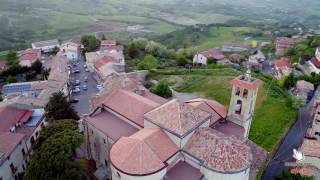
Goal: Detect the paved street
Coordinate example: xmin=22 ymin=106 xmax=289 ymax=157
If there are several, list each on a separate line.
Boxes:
xmin=263 ymin=88 xmax=319 ymax=179
xmin=70 ymin=55 xmax=99 ymax=116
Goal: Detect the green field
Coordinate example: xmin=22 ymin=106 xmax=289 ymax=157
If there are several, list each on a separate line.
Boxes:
xmin=149 ymin=68 xmax=297 ymax=151
xmin=193 ymin=26 xmax=257 ymax=51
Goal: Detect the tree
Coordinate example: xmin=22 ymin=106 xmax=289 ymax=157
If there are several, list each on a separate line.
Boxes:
xmin=137 ymin=55 xmax=159 ymax=70
xmin=283 ymin=73 xmax=296 ymax=89
xmin=101 ymin=34 xmax=106 ymax=40
xmin=176 ymin=54 xmax=189 ymax=66
xmin=127 ymin=42 xmax=139 ymax=59
xmin=151 ymin=80 xmax=172 ymax=98
xmin=207 ymin=57 xmax=216 ymax=64
xmin=51 ymin=46 xmax=60 ymax=55
xmin=291 ymin=96 xmax=306 ymax=109
xmin=6 ymin=51 xmax=18 ymax=66
xmin=24 ymin=120 xmax=83 ymax=180
xmin=5 ymin=75 xmax=17 ymax=83
xmin=31 ymin=60 xmax=43 ymax=73
xmin=45 ymin=92 xmax=79 ymax=120
xmin=81 ymin=34 xmax=100 ymax=52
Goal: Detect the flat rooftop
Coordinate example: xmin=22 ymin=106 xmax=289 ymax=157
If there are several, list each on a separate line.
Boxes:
xmin=85 ymin=109 xmax=139 ymax=141
xmin=166 ymin=161 xmax=203 ymax=180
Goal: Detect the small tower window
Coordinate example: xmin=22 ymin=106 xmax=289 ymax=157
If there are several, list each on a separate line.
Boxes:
xmin=243 ymin=89 xmax=248 ymax=98
xmin=236 ymin=87 xmax=241 ymax=96
xmin=235 ymin=100 xmax=242 ymax=115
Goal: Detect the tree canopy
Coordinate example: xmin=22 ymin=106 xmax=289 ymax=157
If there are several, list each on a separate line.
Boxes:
xmin=151 ymin=80 xmax=172 ymax=98
xmin=45 ymin=92 xmax=79 ymax=120
xmin=81 ymin=34 xmax=100 ymax=52
xmin=137 ymin=55 xmax=159 ymax=70
xmin=24 ymin=120 xmax=83 ymax=180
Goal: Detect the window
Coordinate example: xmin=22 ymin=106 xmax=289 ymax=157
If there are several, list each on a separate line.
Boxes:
xmin=7 ymin=155 xmax=10 ymax=160
xmin=103 ymin=139 xmax=106 ymax=144
xmin=10 ymin=163 xmax=16 ymax=174
xmin=22 ymin=149 xmax=26 ymax=157
xmin=236 ymin=87 xmax=241 ymax=96
xmin=35 ymin=131 xmax=39 ymax=137
xmin=22 ymin=164 xmax=25 ymax=170
xmin=105 ymin=160 xmax=108 ymax=166
xmin=91 ymin=130 xmax=94 ymax=135
xmin=235 ymin=100 xmax=242 ymax=115
xmin=30 ymin=136 xmax=35 ymax=145
xmin=243 ymin=89 xmax=248 ymax=98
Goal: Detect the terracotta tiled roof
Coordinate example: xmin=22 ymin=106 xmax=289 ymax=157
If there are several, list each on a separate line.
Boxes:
xmin=291 ymin=165 xmax=320 ymax=177
xmin=85 ymin=109 xmax=138 ymax=141
xmin=275 ymin=57 xmax=293 ymax=68
xmin=101 ymin=40 xmax=117 ymax=46
xmin=300 ymin=138 xmax=320 ymax=157
xmin=184 ymin=128 xmax=252 ymax=173
xmin=185 ymin=98 xmax=227 ymax=125
xmin=231 ymin=75 xmax=263 ymax=90
xmin=0 ymin=60 xmax=7 ymax=69
xmin=0 ymin=132 xmax=25 ymax=158
xmin=144 ymin=100 xmax=211 ymax=137
xmin=229 ymin=53 xmax=245 ymax=62
xmin=19 ymin=49 xmax=41 ymax=61
xmin=0 ymin=107 xmax=33 ymax=132
xmin=199 ymin=48 xmax=225 ymax=60
xmin=311 ymin=58 xmax=320 ymax=69
xmin=102 ymin=90 xmax=160 ymax=127
xmin=276 ymin=37 xmax=295 ymax=46
xmin=110 ymin=128 xmax=178 ymax=175
xmin=94 ymin=56 xmax=114 ymax=69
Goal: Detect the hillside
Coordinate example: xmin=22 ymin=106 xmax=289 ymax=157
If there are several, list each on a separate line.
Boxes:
xmin=1 ymin=0 xmax=320 ymax=51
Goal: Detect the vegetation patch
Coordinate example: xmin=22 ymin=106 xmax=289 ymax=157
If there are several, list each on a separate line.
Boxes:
xmin=149 ymin=68 xmax=297 ymax=151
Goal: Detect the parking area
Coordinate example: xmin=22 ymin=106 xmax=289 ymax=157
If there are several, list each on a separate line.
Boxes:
xmin=70 ymin=55 xmax=99 ymax=116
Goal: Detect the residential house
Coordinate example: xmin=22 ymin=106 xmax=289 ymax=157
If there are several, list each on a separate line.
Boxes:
xmin=275 ymin=57 xmax=293 ymax=79
xmin=193 ymin=48 xmax=226 ymax=65
xmin=1 ymin=54 xmax=70 ymax=109
xmin=100 ymin=40 xmax=124 ymax=54
xmin=298 ymin=139 xmax=320 ymax=170
xmin=222 ymin=42 xmax=250 ymax=52
xmin=292 ymin=80 xmax=314 ymax=103
xmin=229 ymin=53 xmax=245 ymax=63
xmin=83 ymin=72 xmax=267 ymax=180
xmin=19 ymin=49 xmax=41 ymax=67
xmin=275 ymin=37 xmax=295 ymax=55
xmin=0 ymin=60 xmax=8 ymax=72
xmin=248 ymin=50 xmax=266 ymax=64
xmin=61 ymin=41 xmax=81 ymax=60
xmin=309 ymin=48 xmax=320 ymax=74
xmin=31 ymin=39 xmax=60 ymax=53
xmin=0 ymin=106 xmax=46 ymax=180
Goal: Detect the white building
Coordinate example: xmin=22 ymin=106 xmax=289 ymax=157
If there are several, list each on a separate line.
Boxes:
xmin=31 ymin=39 xmax=60 ymax=53
xmin=309 ymin=48 xmax=320 ymax=74
xmin=61 ymin=42 xmax=81 ymax=60
xmin=83 ymin=73 xmax=267 ymax=180
xmin=0 ymin=107 xmax=46 ymax=180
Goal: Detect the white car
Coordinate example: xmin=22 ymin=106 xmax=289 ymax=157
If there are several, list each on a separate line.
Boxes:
xmin=96 ymin=84 xmax=104 ymax=90
xmin=83 ymin=64 xmax=87 ymax=68
xmin=85 ymin=68 xmax=89 ymax=72
xmin=72 ymin=88 xmax=81 ymax=93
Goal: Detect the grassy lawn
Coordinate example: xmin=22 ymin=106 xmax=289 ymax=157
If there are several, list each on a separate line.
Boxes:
xmin=0 ymin=51 xmax=8 ymax=61
xmin=192 ymin=26 xmax=257 ymax=51
xmin=150 ymin=68 xmax=297 ymax=152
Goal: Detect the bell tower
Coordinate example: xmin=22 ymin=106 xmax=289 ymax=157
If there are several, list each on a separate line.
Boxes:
xmin=228 ymin=69 xmax=262 ymax=138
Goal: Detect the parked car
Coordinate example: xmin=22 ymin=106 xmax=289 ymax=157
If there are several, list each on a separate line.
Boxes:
xmin=75 ymin=80 xmax=80 ymax=85
xmin=96 ymin=84 xmax=104 ymax=90
xmin=69 ymin=98 xmax=79 ymax=103
xmin=83 ymin=64 xmax=87 ymax=68
xmin=84 ymin=77 xmax=88 ymax=82
xmin=83 ymin=85 xmax=88 ymax=90
xmin=73 ymin=70 xmax=80 ymax=73
xmin=85 ymin=68 xmax=89 ymax=72
xmin=72 ymin=88 xmax=81 ymax=93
